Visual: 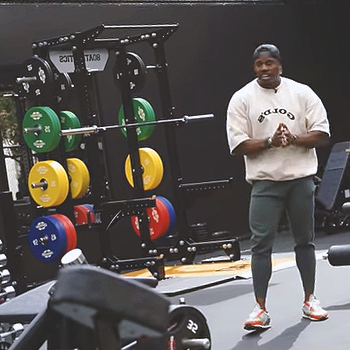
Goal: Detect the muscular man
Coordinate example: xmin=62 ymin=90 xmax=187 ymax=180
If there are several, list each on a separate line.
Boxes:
xmin=226 ymin=44 xmax=330 ymax=331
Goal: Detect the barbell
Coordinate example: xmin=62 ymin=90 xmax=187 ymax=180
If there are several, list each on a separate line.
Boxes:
xmin=59 ymin=114 xmax=213 ymax=135
xmin=22 ymin=105 xmax=214 ymax=153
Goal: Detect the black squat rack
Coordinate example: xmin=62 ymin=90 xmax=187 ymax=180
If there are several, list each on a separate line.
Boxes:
xmin=2 ymin=23 xmax=241 ymax=289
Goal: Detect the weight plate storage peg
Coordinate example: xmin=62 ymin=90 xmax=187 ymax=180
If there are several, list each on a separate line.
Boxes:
xmin=131 ymin=197 xmax=170 ymax=240
xmin=67 ymin=158 xmax=90 ymax=199
xmin=28 ymin=215 xmax=68 ymax=263
xmin=22 ymin=106 xmax=61 ymax=153
xmin=18 ymin=57 xmax=54 ymax=99
xmin=28 ymin=160 xmax=69 ymax=207
xmin=51 ymin=214 xmax=77 ymax=252
xmin=114 ymin=52 xmax=146 ymax=92
xmin=60 ymin=111 xmax=82 ymax=152
xmin=125 ymin=147 xmax=164 ymax=191
xmin=167 ymin=305 xmax=211 ymax=350
xmin=118 ymin=97 xmax=156 ymax=141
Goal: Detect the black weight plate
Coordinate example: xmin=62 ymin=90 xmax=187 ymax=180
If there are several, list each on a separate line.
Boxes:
xmin=114 ymin=52 xmax=146 ymax=92
xmin=21 ymin=57 xmax=54 ymax=100
xmin=167 ymin=305 xmax=211 ymax=350
xmin=54 ymin=72 xmax=74 ymax=104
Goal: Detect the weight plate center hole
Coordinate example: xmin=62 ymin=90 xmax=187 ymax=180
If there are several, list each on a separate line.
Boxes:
xmin=39 ymin=235 xmax=49 ymax=246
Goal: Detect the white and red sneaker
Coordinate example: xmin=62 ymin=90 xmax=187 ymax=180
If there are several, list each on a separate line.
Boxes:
xmin=243 ymin=304 xmax=271 ymax=331
xmin=302 ymin=295 xmax=329 ymax=321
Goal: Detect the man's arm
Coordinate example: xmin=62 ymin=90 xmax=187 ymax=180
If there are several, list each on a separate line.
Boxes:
xmin=234 ymin=122 xmax=288 ymax=155
xmin=234 ymin=126 xmax=329 ymax=156
xmin=234 ymin=139 xmax=270 ymax=155
xmin=290 ymin=130 xmax=330 ymax=148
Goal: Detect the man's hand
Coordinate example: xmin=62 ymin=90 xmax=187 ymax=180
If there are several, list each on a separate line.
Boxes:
xmin=270 ymin=123 xmax=296 ymax=147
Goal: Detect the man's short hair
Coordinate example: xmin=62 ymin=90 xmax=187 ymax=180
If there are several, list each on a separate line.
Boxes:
xmin=253 ymin=44 xmax=282 ymax=63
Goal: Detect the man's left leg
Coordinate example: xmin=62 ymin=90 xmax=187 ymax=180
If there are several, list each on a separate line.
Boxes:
xmin=287 ymin=176 xmax=328 ymax=320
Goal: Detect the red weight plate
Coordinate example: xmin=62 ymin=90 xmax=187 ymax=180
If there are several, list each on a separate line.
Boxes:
xmin=131 ymin=198 xmax=170 ymax=240
xmin=83 ymin=204 xmax=96 ymax=224
xmin=74 ymin=205 xmax=96 ymax=226
xmin=52 ymin=214 xmax=77 ymax=252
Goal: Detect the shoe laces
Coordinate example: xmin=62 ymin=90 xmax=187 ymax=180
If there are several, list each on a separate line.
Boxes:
xmin=249 ymin=304 xmax=267 ymax=319
xmin=305 ymin=295 xmax=322 ymax=310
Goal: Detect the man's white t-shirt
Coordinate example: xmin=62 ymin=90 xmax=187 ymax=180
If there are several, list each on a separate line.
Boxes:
xmin=226 ymin=77 xmax=330 ymax=183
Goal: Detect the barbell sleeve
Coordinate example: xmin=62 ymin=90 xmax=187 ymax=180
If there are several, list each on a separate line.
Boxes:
xmin=181 ymin=338 xmax=211 ymax=349
xmin=183 ymin=114 xmax=214 ymax=123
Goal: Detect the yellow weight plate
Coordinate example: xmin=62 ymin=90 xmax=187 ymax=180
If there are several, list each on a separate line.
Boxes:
xmin=144 ymin=149 xmax=162 ymax=189
xmin=67 ymin=158 xmax=90 ymax=199
xmin=151 ymin=149 xmax=164 ymax=188
xmin=124 ymin=147 xmax=164 ymax=191
xmin=28 ymin=160 xmax=69 ymax=207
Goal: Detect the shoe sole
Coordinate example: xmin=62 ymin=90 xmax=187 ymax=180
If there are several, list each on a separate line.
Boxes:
xmin=302 ymin=313 xmax=329 ymax=321
xmin=244 ymin=323 xmax=271 ymax=331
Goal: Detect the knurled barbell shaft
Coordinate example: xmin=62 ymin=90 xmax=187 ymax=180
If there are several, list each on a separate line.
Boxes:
xmin=59 ymin=114 xmax=214 ymax=137
xmin=60 ymin=125 xmax=99 ymax=136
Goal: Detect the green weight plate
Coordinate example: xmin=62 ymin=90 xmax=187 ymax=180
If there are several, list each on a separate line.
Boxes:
xmin=138 ymin=98 xmax=157 ymax=140
xmin=118 ymin=97 xmax=155 ymax=141
xmin=45 ymin=107 xmax=62 ymax=136
xmin=44 ymin=107 xmax=62 ymax=149
xmin=60 ymin=111 xmax=82 ymax=152
xmin=22 ymin=106 xmax=61 ymax=153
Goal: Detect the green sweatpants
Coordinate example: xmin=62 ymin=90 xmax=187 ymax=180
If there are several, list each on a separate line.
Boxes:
xmin=249 ymin=176 xmax=316 ymax=300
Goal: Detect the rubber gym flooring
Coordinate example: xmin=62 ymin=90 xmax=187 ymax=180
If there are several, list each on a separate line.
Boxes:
xmin=0 ymin=228 xmax=349 ymax=349
xmin=126 ymin=228 xmax=350 ymax=350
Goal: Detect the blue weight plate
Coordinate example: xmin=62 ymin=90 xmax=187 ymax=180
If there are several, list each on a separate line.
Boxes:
xmin=28 ymin=215 xmax=67 ymax=263
xmin=157 ymin=196 xmax=176 ymax=234
xmin=83 ymin=204 xmax=94 ymax=212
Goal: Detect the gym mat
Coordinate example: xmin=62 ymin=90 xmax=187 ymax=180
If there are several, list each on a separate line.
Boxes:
xmin=123 ymin=254 xmax=297 ymax=296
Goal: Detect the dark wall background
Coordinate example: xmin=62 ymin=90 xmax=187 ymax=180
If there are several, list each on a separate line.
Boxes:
xmin=1 ymin=0 xmax=349 ymax=258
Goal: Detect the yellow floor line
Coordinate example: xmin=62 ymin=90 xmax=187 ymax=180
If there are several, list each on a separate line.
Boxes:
xmin=122 ymin=257 xmax=295 ymax=278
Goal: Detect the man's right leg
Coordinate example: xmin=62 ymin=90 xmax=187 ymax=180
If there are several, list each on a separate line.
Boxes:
xmin=249 ymin=181 xmax=285 ymax=304
xmin=244 ymin=181 xmax=285 ymax=330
